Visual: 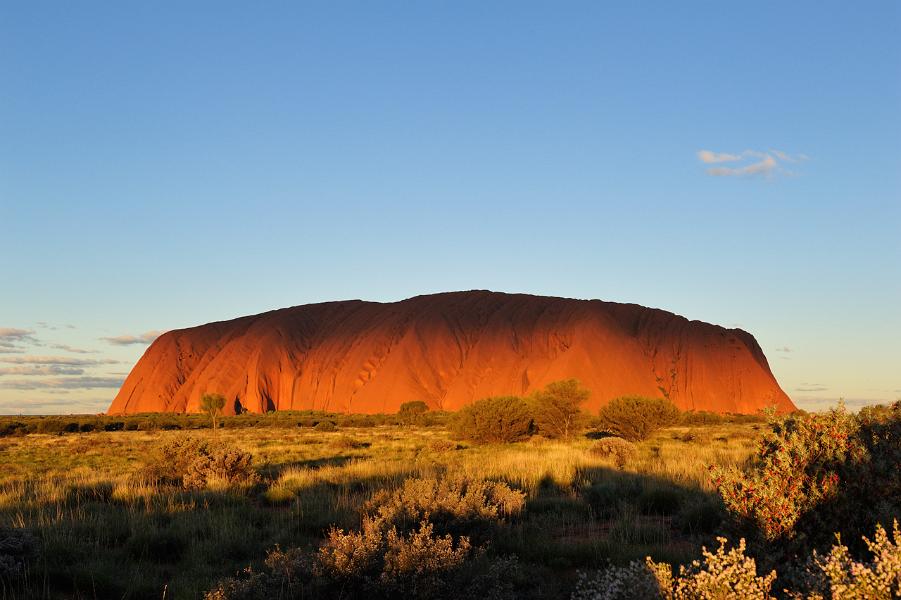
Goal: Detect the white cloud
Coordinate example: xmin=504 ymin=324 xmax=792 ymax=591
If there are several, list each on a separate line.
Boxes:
xmin=50 ymin=344 xmax=97 ymax=354
xmin=0 ymin=365 xmax=85 ymax=376
xmin=0 ymin=397 xmax=111 ymax=415
xmin=697 ymin=150 xmax=743 ymax=164
xmin=101 ymin=330 xmax=164 ymax=346
xmin=0 ymin=376 xmax=124 ymax=390
xmin=707 ymin=155 xmax=777 ymax=177
xmin=697 ymin=149 xmax=808 ymax=178
xmin=0 ymin=355 xmax=118 ymax=366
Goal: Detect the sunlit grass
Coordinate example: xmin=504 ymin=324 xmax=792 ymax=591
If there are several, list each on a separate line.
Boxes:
xmin=0 ymin=422 xmax=762 ymax=599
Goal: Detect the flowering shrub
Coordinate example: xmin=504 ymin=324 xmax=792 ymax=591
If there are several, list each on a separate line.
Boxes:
xmin=572 ymin=538 xmax=775 ymax=600
xmin=571 ymin=560 xmax=666 ymax=600
xmin=787 ymin=520 xmax=901 ymax=599
xmin=711 ymin=402 xmax=901 ymax=556
xmin=590 ymin=437 xmax=638 ymax=469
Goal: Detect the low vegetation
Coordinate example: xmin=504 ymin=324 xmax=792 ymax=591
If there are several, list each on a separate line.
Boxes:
xmin=0 ymin=389 xmax=897 ymax=599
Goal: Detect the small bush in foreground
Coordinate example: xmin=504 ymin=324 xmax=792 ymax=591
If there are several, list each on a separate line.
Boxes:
xmin=572 ymin=537 xmax=775 ymax=600
xmin=449 ymin=396 xmax=534 ymax=444
xmin=572 ymin=521 xmax=901 ymax=600
xmin=712 ymin=401 xmax=901 ymax=558
xmin=597 ymin=396 xmax=680 ymax=442
xmin=144 ymin=436 xmax=258 ymax=490
xmin=787 ymin=520 xmax=901 ymax=599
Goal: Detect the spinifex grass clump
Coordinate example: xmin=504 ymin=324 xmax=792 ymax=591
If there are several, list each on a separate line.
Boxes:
xmin=712 ymin=401 xmax=901 ymax=560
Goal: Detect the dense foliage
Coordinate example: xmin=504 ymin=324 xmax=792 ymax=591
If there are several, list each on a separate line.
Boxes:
xmin=397 ymin=401 xmax=430 ymax=425
xmin=712 ymin=401 xmax=901 ymax=559
xmin=528 ymin=379 xmax=590 ymax=439
xmin=597 ymin=396 xmax=680 ymax=441
xmin=449 ymin=396 xmax=534 ymax=443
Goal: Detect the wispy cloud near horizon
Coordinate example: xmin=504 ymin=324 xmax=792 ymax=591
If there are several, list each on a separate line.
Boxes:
xmin=0 ymin=356 xmax=118 ymax=366
xmin=101 ymin=330 xmax=164 ymax=346
xmin=0 ymin=328 xmax=38 ymax=352
xmin=0 ymin=376 xmax=124 ymax=390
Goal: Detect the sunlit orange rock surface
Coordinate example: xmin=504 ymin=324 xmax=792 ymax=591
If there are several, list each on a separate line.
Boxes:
xmin=108 ymin=291 xmax=794 ymax=415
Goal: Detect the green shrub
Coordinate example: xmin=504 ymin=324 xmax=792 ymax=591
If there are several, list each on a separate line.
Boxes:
xmin=200 ymin=393 xmax=227 ymax=431
xmin=449 ymin=396 xmax=534 ymax=444
xmin=314 ymin=420 xmax=337 ymax=432
xmin=398 ymin=401 xmax=430 ymax=425
xmin=527 ymin=379 xmax=590 ymax=440
xmin=712 ymin=401 xmax=901 ymax=559
xmin=597 ymin=396 xmax=680 ymax=442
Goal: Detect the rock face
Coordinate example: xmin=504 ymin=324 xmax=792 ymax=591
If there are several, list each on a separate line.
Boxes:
xmin=108 ymin=291 xmax=795 ymax=415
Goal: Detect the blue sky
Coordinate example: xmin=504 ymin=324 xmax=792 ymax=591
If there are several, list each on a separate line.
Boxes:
xmin=1 ymin=1 xmax=899 ymax=414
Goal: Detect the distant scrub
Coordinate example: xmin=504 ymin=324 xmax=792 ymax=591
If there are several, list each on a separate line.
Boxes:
xmin=0 ymin=409 xmax=451 ymax=437
xmin=597 ymin=396 xmax=680 ymax=441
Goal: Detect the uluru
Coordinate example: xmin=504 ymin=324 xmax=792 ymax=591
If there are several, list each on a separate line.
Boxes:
xmin=107 ymin=291 xmax=795 ymax=415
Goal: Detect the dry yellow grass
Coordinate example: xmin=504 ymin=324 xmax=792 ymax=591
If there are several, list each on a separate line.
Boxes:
xmin=0 ymin=422 xmax=762 ymax=599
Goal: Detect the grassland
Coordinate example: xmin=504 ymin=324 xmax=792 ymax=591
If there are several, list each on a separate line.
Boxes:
xmin=0 ymin=417 xmax=767 ymax=599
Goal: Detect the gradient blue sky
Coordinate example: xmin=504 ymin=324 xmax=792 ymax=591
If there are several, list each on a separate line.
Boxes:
xmin=2 ymin=2 xmax=899 ymax=414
